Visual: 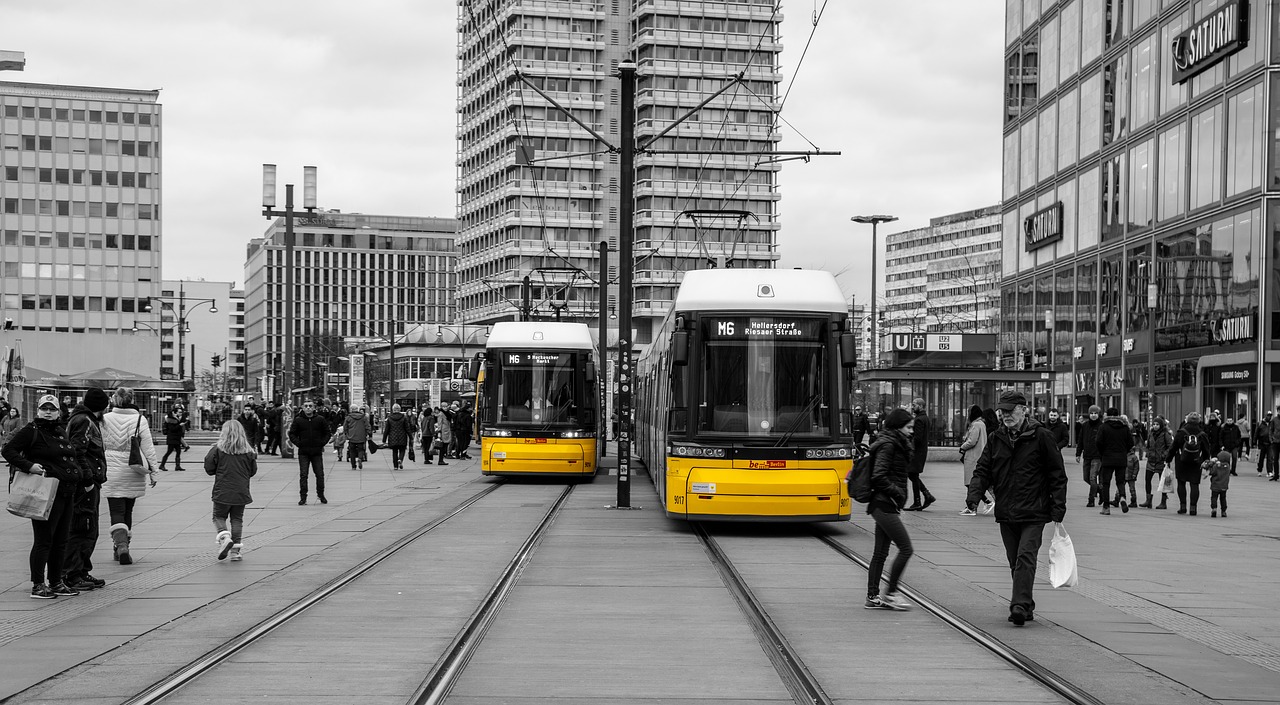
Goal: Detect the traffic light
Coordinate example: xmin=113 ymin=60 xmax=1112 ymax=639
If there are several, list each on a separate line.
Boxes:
xmin=211 ymin=354 xmax=222 ymax=368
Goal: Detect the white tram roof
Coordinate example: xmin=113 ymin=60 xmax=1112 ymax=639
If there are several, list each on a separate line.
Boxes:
xmin=673 ymin=268 xmax=847 ymax=314
xmin=486 ymin=321 xmax=596 ymax=350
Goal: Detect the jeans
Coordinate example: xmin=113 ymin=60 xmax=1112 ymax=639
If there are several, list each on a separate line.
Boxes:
xmin=1230 ymin=447 xmax=1239 ymax=474
xmin=1098 ymin=464 xmax=1126 ymax=506
xmin=31 ymin=492 xmax=73 ymax=585
xmin=212 ymin=503 xmax=245 ymax=543
xmin=298 ymin=451 xmax=325 ymax=499
xmin=866 ymin=507 xmax=913 ymax=598
xmin=1270 ymin=443 xmax=1280 ymax=479
xmin=390 ymin=445 xmax=406 ymax=467
xmin=1144 ymin=467 xmax=1164 ymax=500
xmin=999 ymin=521 xmax=1046 ymax=614
xmin=160 ymin=443 xmax=183 ymax=468
xmin=1082 ymin=458 xmax=1101 ymax=501
xmin=63 ymin=486 xmax=100 ymax=578
xmin=107 ymin=496 xmax=136 ymax=528
xmin=1176 ymin=478 xmax=1201 ymax=510
xmin=347 ymin=441 xmax=365 ymax=468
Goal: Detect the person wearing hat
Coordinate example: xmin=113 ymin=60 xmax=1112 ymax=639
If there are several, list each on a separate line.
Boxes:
xmin=863 ymin=407 xmax=916 ymax=611
xmin=62 ymin=387 xmax=111 ymax=591
xmin=2 ymin=394 xmax=85 ymax=599
xmin=1074 ymin=404 xmax=1104 ymax=507
xmin=967 ymin=389 xmax=1068 ymax=626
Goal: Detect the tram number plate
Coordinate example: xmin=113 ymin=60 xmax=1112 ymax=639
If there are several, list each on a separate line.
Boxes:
xmin=691 ymin=482 xmax=716 ymax=494
xmin=493 ymin=452 xmax=507 ymax=459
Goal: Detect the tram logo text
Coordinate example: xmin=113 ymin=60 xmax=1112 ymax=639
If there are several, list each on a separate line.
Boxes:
xmin=748 ymin=460 xmax=787 ymax=469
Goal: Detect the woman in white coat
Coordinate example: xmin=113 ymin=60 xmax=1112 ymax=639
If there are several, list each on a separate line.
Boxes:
xmin=100 ymin=387 xmax=159 ymax=565
xmin=958 ymin=405 xmax=994 ymax=515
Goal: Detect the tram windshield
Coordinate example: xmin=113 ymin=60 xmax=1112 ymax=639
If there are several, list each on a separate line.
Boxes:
xmin=492 ymin=350 xmax=590 ymax=427
xmin=697 ymin=316 xmax=829 ymax=439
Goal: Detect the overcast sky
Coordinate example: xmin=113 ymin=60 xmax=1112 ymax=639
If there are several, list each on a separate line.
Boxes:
xmin=1 ymin=1 xmax=1004 ymax=310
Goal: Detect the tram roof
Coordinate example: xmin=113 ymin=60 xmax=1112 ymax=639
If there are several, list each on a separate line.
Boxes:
xmin=673 ymin=268 xmax=847 ymax=313
xmin=486 ymin=321 xmax=596 ymax=350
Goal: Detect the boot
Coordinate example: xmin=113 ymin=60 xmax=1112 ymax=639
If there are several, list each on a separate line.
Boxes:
xmin=1099 ymin=504 xmax=1110 ymax=515
xmin=1156 ymin=496 xmax=1167 ymax=510
xmin=229 ymin=543 xmax=243 ymax=561
xmin=920 ymin=493 xmax=936 ymax=511
xmin=1140 ymin=494 xmax=1152 ymax=509
xmin=216 ymin=530 xmax=233 ymax=560
xmin=111 ymin=523 xmax=132 ymax=565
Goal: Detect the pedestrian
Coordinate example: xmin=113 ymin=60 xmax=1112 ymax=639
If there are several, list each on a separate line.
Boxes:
xmin=1094 ymin=408 xmax=1133 ymax=514
xmin=433 ymin=405 xmax=453 ymax=466
xmin=981 ymin=407 xmax=999 ymax=436
xmin=1205 ymin=412 xmax=1223 ymax=456
xmin=1220 ymin=416 xmax=1242 ymax=476
xmin=1 ymin=394 xmax=85 ymax=599
xmin=1042 ymin=408 xmax=1069 ymax=452
xmin=1 ymin=405 xmax=22 ymax=448
xmin=237 ymin=406 xmax=262 ymax=454
xmin=863 ymin=407 xmax=915 ymax=611
xmin=158 ymin=404 xmax=188 ymax=471
xmin=453 ymin=401 xmax=473 ymax=460
xmin=263 ymin=400 xmax=282 ymax=456
xmin=1266 ymin=408 xmax=1280 ymax=480
xmin=903 ymin=398 xmax=935 ymax=511
xmin=1206 ymin=450 xmax=1232 ymax=518
xmin=381 ymin=403 xmax=412 ymax=470
xmin=289 ymin=399 xmax=331 ymax=505
xmin=343 ymin=404 xmax=370 ymax=469
xmin=420 ymin=406 xmax=438 ymax=462
xmin=1237 ymin=416 xmax=1252 ymax=461
xmin=1253 ymin=412 xmax=1271 ymax=476
xmin=100 ymin=386 xmax=159 ymax=565
xmin=204 ymin=420 xmax=257 ymax=561
xmin=851 ymin=405 xmax=870 ymax=446
xmin=958 ymin=405 xmax=992 ymax=516
xmin=1074 ymin=405 xmax=1103 ymax=506
xmin=63 ymin=387 xmax=110 ymax=592
xmin=1164 ymin=411 xmax=1209 ymax=515
xmin=1142 ymin=415 xmax=1173 ymax=509
xmin=966 ymin=390 xmax=1068 ymax=627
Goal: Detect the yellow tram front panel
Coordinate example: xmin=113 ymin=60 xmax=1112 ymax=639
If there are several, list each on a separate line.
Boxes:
xmin=663 ymin=456 xmax=852 ymax=521
xmin=481 ymin=436 xmax=597 ymax=476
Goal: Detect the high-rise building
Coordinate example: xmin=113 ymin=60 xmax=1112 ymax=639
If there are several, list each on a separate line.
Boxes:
xmin=0 ymin=79 xmax=163 ymax=376
xmin=455 ymin=1 xmax=782 ymax=343
xmin=1001 ymin=0 xmax=1272 ymax=423
xmin=883 ymin=206 xmax=1002 ymax=336
xmin=242 ymin=210 xmax=457 ymax=401
xmin=228 ymin=287 xmax=245 ymax=394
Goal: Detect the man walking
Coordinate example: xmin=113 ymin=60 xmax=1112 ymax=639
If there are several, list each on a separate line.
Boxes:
xmin=904 ymin=398 xmax=935 ymax=511
xmin=1074 ymin=405 xmax=1103 ymax=506
xmin=289 ymin=400 xmax=331 ymax=505
xmin=968 ymin=390 xmax=1068 ymax=627
xmin=1268 ymin=408 xmax=1280 ymax=481
xmin=851 ymin=405 xmax=870 ymax=446
xmin=64 ymin=387 xmax=110 ymax=591
xmin=1093 ymin=407 xmax=1133 ymax=514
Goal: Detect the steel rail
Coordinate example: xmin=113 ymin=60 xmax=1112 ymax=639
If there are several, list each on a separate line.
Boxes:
xmin=407 ymin=484 xmax=575 ymax=705
xmin=694 ymin=524 xmax=834 ymax=705
xmin=816 ymin=533 xmax=1106 ymax=705
xmin=124 ymin=481 xmax=506 ymax=705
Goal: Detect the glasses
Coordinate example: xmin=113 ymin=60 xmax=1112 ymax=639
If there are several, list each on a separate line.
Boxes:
xmin=38 ymin=405 xmax=58 ymax=412
xmin=996 ymin=406 xmax=1025 ymax=416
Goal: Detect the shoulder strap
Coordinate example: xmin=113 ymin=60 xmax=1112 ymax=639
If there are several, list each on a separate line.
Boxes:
xmin=134 ymin=414 xmax=143 ymax=438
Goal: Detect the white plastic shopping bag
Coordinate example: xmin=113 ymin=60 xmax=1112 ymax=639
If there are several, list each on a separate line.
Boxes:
xmin=1048 ymin=522 xmax=1078 ymax=588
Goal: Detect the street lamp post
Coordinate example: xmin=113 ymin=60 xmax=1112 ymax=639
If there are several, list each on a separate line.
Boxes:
xmin=262 ymin=165 xmax=317 ymax=405
xmin=851 ymin=215 xmax=898 ymax=371
xmin=139 ymin=282 xmax=217 ymax=383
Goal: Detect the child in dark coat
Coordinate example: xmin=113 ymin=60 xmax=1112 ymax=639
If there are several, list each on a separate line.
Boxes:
xmin=204 ymin=420 xmax=258 ymax=561
xmin=1205 ymin=450 xmax=1232 ymax=518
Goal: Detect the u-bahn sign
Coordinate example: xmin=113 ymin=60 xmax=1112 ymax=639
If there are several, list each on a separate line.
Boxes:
xmin=1024 ymin=202 xmax=1063 ymax=252
xmin=1172 ymin=0 xmax=1249 ymax=84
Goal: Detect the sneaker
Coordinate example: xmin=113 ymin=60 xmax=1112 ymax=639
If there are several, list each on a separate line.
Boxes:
xmin=1120 ymin=497 xmax=1129 ymax=513
xmin=216 ymin=531 xmax=233 ymax=561
xmin=863 ymin=595 xmax=887 ymax=609
xmin=1100 ymin=506 xmax=1110 ymax=515
xmin=879 ymin=592 xmax=912 ymax=611
xmin=30 ymin=583 xmax=56 ymax=599
xmin=68 ymin=576 xmax=99 ymax=591
xmin=228 ymin=544 xmax=243 ymax=561
xmin=959 ymin=507 xmax=977 ymax=516
xmin=981 ymin=501 xmax=995 ymax=515
xmin=1085 ymin=500 xmax=1095 ymax=508
xmin=50 ymin=582 xmax=80 ymax=597
xmin=1009 ymin=605 xmax=1028 ymax=626
xmin=80 ymin=573 xmax=106 ymax=588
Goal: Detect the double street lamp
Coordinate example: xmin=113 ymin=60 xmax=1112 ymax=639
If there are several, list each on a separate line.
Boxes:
xmin=851 ymin=214 xmax=898 ymax=369
xmin=134 ymin=284 xmax=218 ymax=381
xmin=261 ymin=164 xmax=317 ymax=404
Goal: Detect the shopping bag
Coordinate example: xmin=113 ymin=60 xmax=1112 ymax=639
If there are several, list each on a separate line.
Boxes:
xmin=7 ymin=472 xmax=61 ymax=521
xmin=367 ymin=439 xmax=379 ymax=454
xmin=1157 ymin=466 xmax=1175 ymax=495
xmin=1048 ymin=522 xmax=1079 ymax=588
xmin=407 ymin=446 xmax=416 ymax=462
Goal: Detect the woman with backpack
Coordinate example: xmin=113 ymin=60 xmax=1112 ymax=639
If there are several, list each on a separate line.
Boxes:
xmin=1165 ymin=411 xmax=1209 ymax=515
xmin=863 ymin=408 xmax=915 ymax=612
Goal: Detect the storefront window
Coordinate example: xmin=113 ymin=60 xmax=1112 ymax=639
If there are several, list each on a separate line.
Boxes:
xmin=1061 ymin=0 xmax=1082 ymax=80
xmin=1102 ymin=53 xmax=1129 ymax=146
xmin=1100 ymin=250 xmax=1123 ymax=336
xmin=1126 ymin=242 xmax=1152 ymax=333
xmin=1079 ymin=71 xmax=1102 ymax=159
xmin=1018 ymin=278 xmax=1035 ymax=366
xmin=1001 ymin=286 xmax=1019 ymax=363
xmin=1159 ymin=11 xmax=1188 ymax=115
xmin=1003 ymin=209 xmax=1020 ymax=277
xmin=1078 ymin=261 xmax=1098 ymax=337
xmin=1189 ymin=102 xmax=1223 ymax=210
xmin=1226 ymin=82 xmax=1264 ymax=197
xmin=1157 ymin=122 xmax=1187 ymax=221
xmin=1078 ymin=166 xmax=1101 ymax=250
xmin=1101 ymin=153 xmax=1125 ymax=241
xmin=1040 ymin=15 xmax=1060 ymax=95
xmin=1155 ymin=207 xmax=1260 ymax=348
xmin=1129 ymin=31 xmax=1156 ymax=130
xmin=1081 ymin=0 xmax=1104 ymax=66
xmin=1036 ymin=274 xmax=1053 ymax=366
xmin=1128 ymin=138 xmax=1154 ymax=230
xmin=1038 ymin=105 xmax=1057 ymax=182
xmin=1058 ymin=86 xmax=1079 ymax=171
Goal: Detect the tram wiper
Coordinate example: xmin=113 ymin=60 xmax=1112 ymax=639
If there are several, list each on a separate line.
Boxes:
xmin=774 ymin=393 xmax=821 ymax=448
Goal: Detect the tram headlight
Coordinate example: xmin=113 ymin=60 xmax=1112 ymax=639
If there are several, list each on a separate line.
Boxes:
xmin=804 ymin=448 xmax=852 ymax=460
xmin=669 ymin=445 xmax=728 ymax=459
xmin=488 ymin=429 xmax=514 ymax=437
xmin=561 ymin=430 xmax=591 ymax=438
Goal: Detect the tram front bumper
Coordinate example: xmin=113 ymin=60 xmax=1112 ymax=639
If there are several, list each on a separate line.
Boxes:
xmin=673 ymin=466 xmax=849 ymax=521
xmin=484 ymin=439 xmax=595 ymax=475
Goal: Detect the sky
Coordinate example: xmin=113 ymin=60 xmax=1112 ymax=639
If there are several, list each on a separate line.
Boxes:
xmin=0 ymin=1 xmax=1005 ymax=310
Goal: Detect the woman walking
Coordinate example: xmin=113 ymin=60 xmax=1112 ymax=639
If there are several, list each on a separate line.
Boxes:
xmin=204 ymin=421 xmax=257 ymax=561
xmin=1165 ymin=411 xmax=1209 ymax=515
xmin=101 ymin=387 xmax=159 ymax=564
xmin=1143 ymin=415 xmax=1173 ymax=508
xmin=2 ymin=395 xmax=84 ymax=599
xmin=958 ymin=405 xmax=993 ymax=515
xmin=381 ymin=404 xmax=413 ymax=470
xmin=0 ymin=405 xmax=22 ymax=447
xmin=863 ymin=408 xmax=915 ymax=611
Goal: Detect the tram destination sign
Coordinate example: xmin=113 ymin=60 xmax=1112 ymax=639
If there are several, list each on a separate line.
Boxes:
xmin=704 ymin=317 xmax=824 ymax=341
xmin=1024 ymin=202 xmax=1064 ymax=252
xmin=1172 ymin=0 xmax=1249 ymax=83
xmin=502 ymin=352 xmax=571 ymax=366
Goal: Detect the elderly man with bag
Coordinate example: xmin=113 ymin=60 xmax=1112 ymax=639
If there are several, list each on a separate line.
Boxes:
xmin=967 ymin=390 xmax=1068 ymax=627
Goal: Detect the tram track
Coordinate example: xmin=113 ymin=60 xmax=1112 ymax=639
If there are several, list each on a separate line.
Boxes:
xmin=118 ymin=480 xmax=575 ymax=705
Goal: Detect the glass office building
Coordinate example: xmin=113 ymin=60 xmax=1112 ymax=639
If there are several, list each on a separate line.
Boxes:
xmin=1001 ymin=0 xmax=1279 ymax=424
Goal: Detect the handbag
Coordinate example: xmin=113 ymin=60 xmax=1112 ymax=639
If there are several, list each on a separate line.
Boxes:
xmin=1048 ymin=522 xmax=1079 ymax=588
xmin=1157 ymin=466 xmax=1175 ymax=495
xmin=7 ymin=472 xmax=61 ymax=521
xmin=408 ymin=445 xmax=416 ymax=462
xmin=367 ymin=439 xmax=379 ymax=454
xmin=127 ymin=415 xmax=147 ymax=473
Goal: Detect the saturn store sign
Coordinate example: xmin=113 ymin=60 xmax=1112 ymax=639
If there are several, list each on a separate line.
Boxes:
xmin=1024 ymin=202 xmax=1063 ymax=252
xmin=1171 ymin=0 xmax=1249 ymax=83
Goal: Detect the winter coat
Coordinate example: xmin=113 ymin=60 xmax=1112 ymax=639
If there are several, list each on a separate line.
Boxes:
xmin=453 ymin=408 xmax=473 ymax=441
xmin=1220 ymin=422 xmax=1242 ymax=452
xmin=908 ymin=411 xmax=928 ymax=476
xmin=289 ymin=412 xmax=332 ymax=454
xmin=1 ymin=417 xmax=82 ymax=498
xmin=866 ymin=429 xmax=912 ymax=514
xmin=958 ymin=419 xmax=987 ymax=488
xmin=851 ymin=412 xmax=870 ymax=441
xmin=162 ymin=411 xmax=187 ymax=446
xmin=66 ymin=404 xmax=107 ymax=485
xmin=1237 ymin=418 xmax=1251 ymax=442
xmin=1166 ymin=423 xmax=1209 ymax=483
xmin=1125 ymin=451 xmax=1141 ymax=482
xmin=434 ymin=409 xmax=454 ymax=444
xmin=968 ymin=418 xmax=1068 ymax=524
xmin=343 ymin=411 xmax=369 ymax=443
xmin=1205 ymin=458 xmax=1231 ymax=492
xmin=237 ymin=412 xmax=262 ymax=444
xmin=204 ymin=447 xmax=257 ymax=506
xmin=382 ymin=412 xmax=412 ymax=448
xmin=0 ymin=412 xmax=21 ymax=446
xmin=1095 ymin=417 xmax=1134 ymax=468
xmin=1043 ymin=419 xmax=1069 ymax=450
xmin=100 ymin=407 xmax=159 ymax=499
xmin=1076 ymin=418 xmax=1102 ymax=461
xmin=1267 ymin=414 xmax=1280 ymax=445
xmin=1146 ymin=426 xmax=1172 ymax=473
xmin=420 ymin=413 xmax=437 ymax=447
xmin=1205 ymin=419 xmax=1223 ymax=455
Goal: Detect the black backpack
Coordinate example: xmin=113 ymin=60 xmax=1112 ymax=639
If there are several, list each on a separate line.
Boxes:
xmin=1180 ymin=432 xmax=1202 ymax=463
xmin=847 ymin=444 xmax=878 ymax=504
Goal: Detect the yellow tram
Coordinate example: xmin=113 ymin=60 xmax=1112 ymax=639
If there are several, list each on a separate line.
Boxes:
xmin=469 ymin=321 xmax=601 ymax=477
xmin=635 ymin=269 xmax=858 ymax=521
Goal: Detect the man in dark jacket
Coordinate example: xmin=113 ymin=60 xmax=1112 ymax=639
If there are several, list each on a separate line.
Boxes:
xmin=289 ymin=400 xmax=331 ymax=505
xmin=968 ymin=389 xmax=1068 ymax=627
xmin=1220 ymin=417 xmax=1242 ymax=476
xmin=63 ymin=387 xmax=110 ymax=591
xmin=1093 ymin=408 xmax=1134 ymax=515
xmin=904 ymin=398 xmax=936 ymax=511
xmin=159 ymin=404 xmax=188 ymax=471
xmin=1074 ymin=405 xmax=1103 ymax=506
xmin=851 ymin=406 xmax=870 ymax=446
xmin=1205 ymin=414 xmax=1223 ymax=456
xmin=1267 ymin=408 xmax=1280 ymax=481
xmin=1043 ymin=409 xmax=1069 ymax=451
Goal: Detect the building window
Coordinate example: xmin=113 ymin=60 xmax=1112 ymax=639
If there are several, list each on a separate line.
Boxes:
xmin=1127 ymin=138 xmax=1154 ymax=230
xmin=1158 ymin=122 xmax=1187 ymax=222
xmin=1079 ymin=71 xmax=1101 ymax=159
xmin=1102 ymin=53 xmax=1128 ymax=147
xmin=1226 ymin=82 xmax=1264 ymax=197
xmin=1129 ymin=32 xmax=1156 ymax=131
xmin=1189 ymin=102 xmax=1223 ymax=210
xmin=1057 ymin=85 xmax=1079 ymax=171
xmin=1077 ymin=166 xmax=1101 ymax=251
xmin=1101 ymin=153 xmax=1125 ymax=241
